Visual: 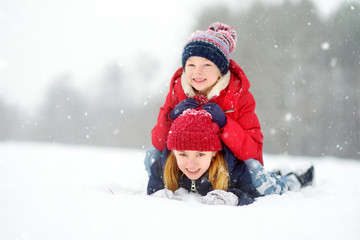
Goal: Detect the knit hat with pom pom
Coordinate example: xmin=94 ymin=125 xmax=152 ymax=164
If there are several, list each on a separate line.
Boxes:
xmin=167 ymin=109 xmax=222 ymax=152
xmin=182 ymin=22 xmax=237 ymax=75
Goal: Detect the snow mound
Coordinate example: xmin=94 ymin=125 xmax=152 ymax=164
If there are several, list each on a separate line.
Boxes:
xmin=1 ymin=142 xmax=359 ymax=240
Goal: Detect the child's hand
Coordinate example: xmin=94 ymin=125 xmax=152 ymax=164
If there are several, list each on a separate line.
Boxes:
xmin=202 ymin=103 xmax=227 ymax=128
xmin=151 ymin=189 xmax=174 ymax=199
xmin=169 ymin=98 xmax=200 ymax=120
xmin=174 ymin=187 xmax=189 ymax=197
xmin=201 ymin=190 xmax=238 ymax=206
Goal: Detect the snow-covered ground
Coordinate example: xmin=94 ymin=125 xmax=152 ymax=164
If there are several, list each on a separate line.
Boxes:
xmin=1 ymin=142 xmax=359 ymax=240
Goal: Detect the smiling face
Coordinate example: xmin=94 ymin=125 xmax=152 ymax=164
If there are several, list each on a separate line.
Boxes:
xmin=173 ymin=150 xmax=216 ymax=180
xmin=184 ymin=56 xmax=222 ymax=94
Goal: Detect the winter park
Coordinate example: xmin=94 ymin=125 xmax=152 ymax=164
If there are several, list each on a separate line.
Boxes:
xmin=1 ymin=0 xmax=360 ymax=239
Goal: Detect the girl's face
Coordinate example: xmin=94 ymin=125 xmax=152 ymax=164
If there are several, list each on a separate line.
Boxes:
xmin=174 ymin=150 xmax=216 ymax=180
xmin=184 ymin=56 xmax=222 ymax=94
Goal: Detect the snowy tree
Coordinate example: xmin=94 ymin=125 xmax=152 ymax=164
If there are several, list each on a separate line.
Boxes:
xmin=35 ymin=74 xmax=90 ymax=144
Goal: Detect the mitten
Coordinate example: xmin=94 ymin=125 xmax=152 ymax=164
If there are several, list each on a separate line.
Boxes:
xmin=173 ymin=187 xmax=189 ymax=201
xmin=174 ymin=187 xmax=189 ymax=197
xmin=174 ymin=188 xmax=203 ymax=202
xmin=169 ymin=98 xmax=200 ymax=120
xmin=201 ymin=190 xmax=238 ymax=206
xmin=202 ymin=103 xmax=227 ymax=128
xmin=151 ymin=189 xmax=174 ymax=199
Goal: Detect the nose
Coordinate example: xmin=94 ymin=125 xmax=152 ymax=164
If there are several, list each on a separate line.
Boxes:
xmin=194 ymin=65 xmax=204 ymax=75
xmin=186 ymin=157 xmax=197 ymax=168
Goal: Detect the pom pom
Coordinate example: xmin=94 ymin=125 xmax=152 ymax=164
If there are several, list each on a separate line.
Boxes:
xmin=193 ymin=94 xmax=209 ymax=106
xmin=209 ymin=22 xmax=237 ymax=53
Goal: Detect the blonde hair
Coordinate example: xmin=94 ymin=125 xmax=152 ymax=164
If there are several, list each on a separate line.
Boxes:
xmin=163 ymin=151 xmax=229 ymax=192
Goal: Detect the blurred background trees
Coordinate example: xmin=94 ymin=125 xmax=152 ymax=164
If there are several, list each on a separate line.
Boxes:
xmin=1 ymin=0 xmax=359 ymax=159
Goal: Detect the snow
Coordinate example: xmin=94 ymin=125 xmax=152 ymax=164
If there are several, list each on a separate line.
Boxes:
xmin=1 ymin=142 xmax=360 ymax=240
xmin=321 ymin=42 xmax=330 ymax=51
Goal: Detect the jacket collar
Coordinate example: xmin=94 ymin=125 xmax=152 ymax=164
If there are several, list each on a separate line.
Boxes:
xmin=180 ymin=71 xmax=231 ymax=100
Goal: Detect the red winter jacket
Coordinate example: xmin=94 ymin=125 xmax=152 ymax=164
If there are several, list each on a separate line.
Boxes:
xmin=151 ymin=60 xmax=264 ymax=165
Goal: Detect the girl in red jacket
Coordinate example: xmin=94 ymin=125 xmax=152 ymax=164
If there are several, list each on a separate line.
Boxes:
xmin=145 ymin=22 xmax=268 ymax=193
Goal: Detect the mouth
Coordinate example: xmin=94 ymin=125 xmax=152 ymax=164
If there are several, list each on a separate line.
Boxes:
xmin=193 ymin=78 xmax=206 ymax=83
xmin=186 ymin=168 xmax=200 ymax=174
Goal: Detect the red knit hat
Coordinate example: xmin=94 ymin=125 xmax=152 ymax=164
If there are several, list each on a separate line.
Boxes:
xmin=167 ymin=109 xmax=222 ymax=151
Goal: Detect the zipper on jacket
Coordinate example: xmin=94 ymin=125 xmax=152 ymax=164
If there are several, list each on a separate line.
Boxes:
xmin=191 ymin=180 xmax=197 ymax=192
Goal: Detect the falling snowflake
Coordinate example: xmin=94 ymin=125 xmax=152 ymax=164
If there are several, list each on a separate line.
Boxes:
xmin=321 ymin=42 xmax=330 ymax=51
xmin=285 ymin=113 xmax=292 ymax=122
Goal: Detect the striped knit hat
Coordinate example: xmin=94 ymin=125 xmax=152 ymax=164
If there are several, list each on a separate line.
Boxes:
xmin=167 ymin=109 xmax=222 ymax=152
xmin=182 ymin=22 xmax=237 ymax=75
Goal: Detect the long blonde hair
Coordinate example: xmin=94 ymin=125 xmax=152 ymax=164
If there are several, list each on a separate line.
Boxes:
xmin=163 ymin=151 xmax=229 ymax=192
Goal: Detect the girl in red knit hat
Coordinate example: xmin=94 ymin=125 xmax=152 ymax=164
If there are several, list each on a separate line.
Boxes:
xmin=147 ymin=109 xmax=314 ymax=206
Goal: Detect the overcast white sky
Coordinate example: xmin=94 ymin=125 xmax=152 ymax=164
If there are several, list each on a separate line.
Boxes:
xmin=0 ymin=0 xmax=350 ymax=110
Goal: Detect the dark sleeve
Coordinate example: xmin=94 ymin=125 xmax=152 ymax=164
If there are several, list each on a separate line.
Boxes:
xmin=228 ymin=161 xmax=261 ymax=206
xmin=228 ymin=188 xmax=255 ymax=206
xmin=147 ymin=157 xmax=165 ymax=195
